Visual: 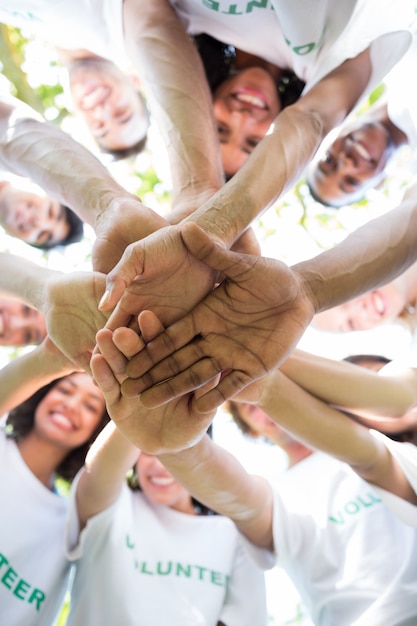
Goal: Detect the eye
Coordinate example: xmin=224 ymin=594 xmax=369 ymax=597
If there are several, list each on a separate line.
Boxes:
xmin=344 ymin=176 xmax=359 ymax=189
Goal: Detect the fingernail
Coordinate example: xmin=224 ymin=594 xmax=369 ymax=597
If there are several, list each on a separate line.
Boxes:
xmin=99 ymin=290 xmax=110 ymax=310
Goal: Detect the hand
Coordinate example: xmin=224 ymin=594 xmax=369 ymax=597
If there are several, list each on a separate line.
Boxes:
xmin=91 ymin=321 xmax=217 ymax=455
xmin=41 ymin=270 xmax=109 ymax=372
xmin=99 ymin=223 xmax=219 ymax=330
xmin=119 ymin=222 xmax=315 ymax=413
xmin=92 ymin=196 xmax=168 ymax=274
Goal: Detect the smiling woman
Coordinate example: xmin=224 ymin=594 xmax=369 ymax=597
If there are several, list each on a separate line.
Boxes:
xmin=0 ymin=349 xmax=109 ymax=626
xmin=313 ymin=257 xmax=417 ymax=333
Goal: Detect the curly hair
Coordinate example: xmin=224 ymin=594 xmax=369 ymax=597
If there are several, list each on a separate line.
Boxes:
xmin=6 ymin=376 xmax=109 ymax=483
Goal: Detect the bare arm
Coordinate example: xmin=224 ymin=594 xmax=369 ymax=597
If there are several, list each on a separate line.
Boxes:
xmin=293 ymin=181 xmax=417 ymax=313
xmin=0 ymin=98 xmax=167 ymax=273
xmin=0 ymin=339 xmax=76 ymax=417
xmin=75 ymin=421 xmax=140 ymax=530
xmin=123 ymin=0 xmax=223 ymax=217
xmin=281 ymin=350 xmax=417 ymax=418
xmin=159 ymin=437 xmax=274 ymax=550
xmin=0 ymin=252 xmax=109 ymax=371
xmin=236 ymin=369 xmax=417 ymax=504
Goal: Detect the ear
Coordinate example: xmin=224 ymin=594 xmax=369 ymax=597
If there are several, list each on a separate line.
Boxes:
xmin=125 ymin=68 xmax=142 ymax=90
xmin=0 ymin=181 xmax=10 ymax=196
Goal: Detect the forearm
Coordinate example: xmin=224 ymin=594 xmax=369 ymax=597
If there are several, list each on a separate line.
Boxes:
xmin=0 ymin=253 xmax=58 ymax=311
xmin=123 ymin=0 xmax=223 ymax=215
xmin=0 ymin=345 xmax=74 ymax=416
xmin=293 ymin=184 xmax=417 ymax=313
xmin=185 ymin=104 xmax=325 ymax=248
xmin=282 ymin=350 xmax=417 ymax=417
xmin=257 ymin=370 xmax=417 ymax=501
xmin=158 ymin=435 xmax=273 ymax=549
xmin=0 ymin=100 xmax=159 ymax=231
xmin=258 ymin=370 xmax=384 ymax=467
xmin=77 ymin=422 xmax=140 ymax=527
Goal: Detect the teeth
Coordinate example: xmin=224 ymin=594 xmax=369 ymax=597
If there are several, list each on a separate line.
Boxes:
xmin=50 ymin=412 xmax=73 ymax=430
xmin=82 ymin=85 xmax=108 ymax=108
xmin=373 ymin=292 xmax=385 ymax=315
xmin=352 ymin=140 xmax=372 ymax=161
xmin=150 ymin=476 xmax=174 ymax=487
xmin=235 ymin=93 xmax=266 ymax=109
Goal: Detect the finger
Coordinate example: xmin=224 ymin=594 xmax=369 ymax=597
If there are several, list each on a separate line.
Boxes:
xmin=99 ymin=243 xmax=145 ymax=311
xmin=122 ymin=358 xmax=222 ymax=404
xmin=138 ymin=310 xmax=165 ymax=342
xmin=126 ymin=336 xmax=221 ymax=392
xmin=181 ymin=222 xmax=255 ymax=277
xmin=95 ymin=328 xmax=129 ymax=384
xmin=113 ymin=327 xmax=146 ymax=359
xmin=125 ymin=314 xmax=198 ymax=379
xmin=90 ymin=353 xmax=122 ymax=407
xmin=193 ymin=369 xmax=256 ymax=414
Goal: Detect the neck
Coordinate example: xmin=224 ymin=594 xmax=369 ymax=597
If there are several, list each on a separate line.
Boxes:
xmin=17 ymin=433 xmax=68 ymax=489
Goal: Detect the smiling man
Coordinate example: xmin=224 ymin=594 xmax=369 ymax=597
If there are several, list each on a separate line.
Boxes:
xmin=57 ymin=50 xmax=150 ymax=158
xmin=307 ymin=38 xmax=417 ymax=208
xmin=0 ymin=179 xmax=84 ymax=249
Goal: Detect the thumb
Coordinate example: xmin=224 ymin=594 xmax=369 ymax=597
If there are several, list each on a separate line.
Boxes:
xmin=99 ymin=243 xmax=145 ymax=311
xmin=181 ymin=222 xmax=256 ymax=280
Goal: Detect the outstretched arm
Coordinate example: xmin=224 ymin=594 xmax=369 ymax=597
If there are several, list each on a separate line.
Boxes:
xmin=100 ymin=47 xmax=373 ymax=312
xmin=281 ymin=350 xmax=417 ymax=419
xmin=117 ymin=180 xmax=417 ymax=410
xmin=75 ymin=421 xmax=140 ymax=530
xmin=0 ymin=97 xmax=167 ymax=273
xmin=123 ymin=0 xmax=223 ymax=218
xmin=0 ymin=338 xmax=77 ymax=417
xmin=0 ymin=252 xmax=109 ymax=371
xmin=90 ymin=323 xmax=273 ymax=549
xmin=234 ymin=368 xmax=417 ymax=504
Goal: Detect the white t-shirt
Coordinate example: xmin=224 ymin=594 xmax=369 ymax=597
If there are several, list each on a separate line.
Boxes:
xmin=370 ymin=430 xmax=417 ymax=526
xmin=0 ymin=428 xmax=70 ymax=626
xmin=384 ymin=36 xmax=417 ymax=166
xmin=246 ymin=448 xmax=417 ymax=626
xmin=171 ymin=0 xmax=413 ymax=98
xmin=0 ymin=1 xmax=128 ymax=65
xmin=65 ymin=477 xmax=268 ymax=626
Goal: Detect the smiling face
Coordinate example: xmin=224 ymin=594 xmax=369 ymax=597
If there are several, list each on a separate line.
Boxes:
xmin=313 ymin=284 xmax=406 ymax=333
xmin=308 ymin=122 xmax=395 ymax=207
xmin=34 ymin=373 xmax=106 ymax=451
xmin=0 ymin=299 xmax=46 ymax=346
xmin=136 ymin=453 xmax=194 ymax=514
xmin=68 ymin=58 xmax=149 ymax=152
xmin=0 ymin=182 xmax=70 ymax=246
xmin=213 ymin=67 xmax=281 ymax=177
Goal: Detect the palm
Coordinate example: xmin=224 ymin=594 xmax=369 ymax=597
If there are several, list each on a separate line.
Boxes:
xmin=42 ymin=271 xmax=109 ymax=372
xmin=91 ymin=328 xmax=215 ymax=455
xmin=104 ymin=225 xmax=217 ymax=331
xmin=91 ymin=198 xmax=167 ymax=274
xmin=121 ymin=223 xmax=315 ymax=412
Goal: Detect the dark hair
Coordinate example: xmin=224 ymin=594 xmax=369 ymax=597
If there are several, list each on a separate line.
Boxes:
xmin=194 ymin=33 xmax=305 ymax=109
xmin=30 ymin=205 xmax=84 ymax=250
xmin=343 ymin=354 xmax=391 ymax=369
xmin=127 ymin=424 xmax=216 ymax=516
xmin=223 ymin=400 xmax=257 ymax=437
xmin=96 ymin=92 xmax=150 ymax=160
xmin=5 ymin=375 xmax=109 ymax=482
